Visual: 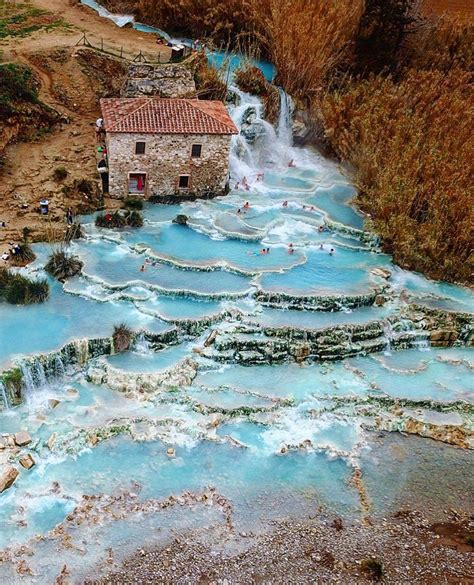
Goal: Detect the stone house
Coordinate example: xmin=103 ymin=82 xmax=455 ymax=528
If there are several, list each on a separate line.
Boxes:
xmin=100 ymin=97 xmax=238 ymax=199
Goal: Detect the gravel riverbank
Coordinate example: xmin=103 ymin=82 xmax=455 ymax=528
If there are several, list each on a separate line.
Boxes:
xmin=89 ymin=511 xmax=474 ymax=584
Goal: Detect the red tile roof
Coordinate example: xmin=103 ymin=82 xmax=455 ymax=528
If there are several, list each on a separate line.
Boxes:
xmin=100 ymin=98 xmax=238 ymax=135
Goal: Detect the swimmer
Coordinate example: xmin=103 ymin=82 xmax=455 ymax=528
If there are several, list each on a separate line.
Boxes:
xmin=288 ymin=159 xmax=296 ymax=168
xmin=260 ymin=248 xmax=266 ymax=255
xmin=235 ymin=182 xmax=240 ymax=190
xmin=288 ymin=243 xmax=294 ymax=255
xmin=242 ymin=176 xmax=250 ymax=190
xmin=266 ymin=247 xmax=270 ymax=254
xmin=329 ymin=248 xmax=335 ymax=256
xmin=243 ymin=201 xmax=250 ymax=209
xmin=237 ymin=208 xmax=241 ymax=214
xmin=256 ymin=172 xmax=264 ymax=182
xmin=318 ymin=225 xmax=324 ymax=232
xmin=140 ymin=264 xmax=146 ymax=272
xmin=282 ymin=200 xmax=288 ymax=207
xmin=319 ymin=243 xmax=324 ymax=250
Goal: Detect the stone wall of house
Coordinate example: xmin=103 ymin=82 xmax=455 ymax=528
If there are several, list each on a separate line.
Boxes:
xmin=121 ymin=64 xmax=196 ymax=98
xmin=106 ymin=132 xmax=232 ymax=199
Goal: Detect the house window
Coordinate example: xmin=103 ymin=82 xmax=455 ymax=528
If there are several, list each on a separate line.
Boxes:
xmin=129 ymin=173 xmax=146 ymax=193
xmin=135 ymin=142 xmax=146 ymax=155
xmin=191 ymin=144 xmax=202 ymax=158
xmin=178 ymin=175 xmax=190 ymax=189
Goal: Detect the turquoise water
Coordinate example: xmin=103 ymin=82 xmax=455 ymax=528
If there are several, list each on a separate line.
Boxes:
xmin=1 ymin=14 xmax=473 ymax=580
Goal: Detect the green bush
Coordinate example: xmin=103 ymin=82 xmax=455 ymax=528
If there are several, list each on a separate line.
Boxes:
xmin=361 ymin=558 xmax=384 ymax=581
xmin=9 ymin=243 xmax=36 ymax=267
xmin=0 ymin=63 xmax=38 ymax=116
xmin=0 ymin=267 xmax=49 ymax=304
xmin=45 ymin=250 xmax=83 ymax=282
xmin=53 ymin=166 xmax=68 ymax=181
xmin=95 ymin=210 xmax=144 ymax=229
xmin=127 ymin=210 xmax=144 ymax=228
xmin=123 ymin=196 xmax=144 ymax=210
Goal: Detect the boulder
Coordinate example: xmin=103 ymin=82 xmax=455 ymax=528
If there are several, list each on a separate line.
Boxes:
xmin=0 ymin=465 xmax=19 ymax=493
xmin=47 ymin=432 xmax=57 ymax=450
xmin=19 ymin=454 xmax=35 ymax=470
xmin=14 ymin=431 xmax=32 ymax=447
xmin=371 ymin=268 xmax=392 ymax=280
xmin=48 ymin=399 xmax=61 ymax=409
xmin=172 ymin=214 xmax=188 ymax=226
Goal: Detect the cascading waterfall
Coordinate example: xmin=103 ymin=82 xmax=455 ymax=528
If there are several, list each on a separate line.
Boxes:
xmin=0 ymin=381 xmax=9 ymax=410
xmin=397 ymin=318 xmax=431 ymax=351
xmin=277 ymin=88 xmax=294 ymax=147
xmin=18 ymin=354 xmax=67 ymax=401
xmin=229 ymin=85 xmax=296 ymax=180
xmin=382 ymin=321 xmax=393 ymax=355
xmin=132 ymin=332 xmax=153 ymax=356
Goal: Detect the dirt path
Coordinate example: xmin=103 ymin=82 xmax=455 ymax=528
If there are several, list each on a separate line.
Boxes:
xmin=2 ymin=0 xmax=171 ymax=63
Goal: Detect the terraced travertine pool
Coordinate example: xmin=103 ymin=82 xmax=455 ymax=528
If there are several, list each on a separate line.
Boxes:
xmin=0 ymin=58 xmax=473 ymax=584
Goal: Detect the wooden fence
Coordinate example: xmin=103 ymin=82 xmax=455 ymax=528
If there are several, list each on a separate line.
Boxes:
xmin=74 ymin=34 xmax=192 ymax=65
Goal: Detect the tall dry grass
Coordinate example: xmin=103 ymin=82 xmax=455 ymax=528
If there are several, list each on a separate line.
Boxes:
xmin=317 ymin=68 xmax=473 ymax=282
xmin=254 ymin=0 xmax=364 ymax=98
xmin=404 ymin=14 xmax=474 ymax=71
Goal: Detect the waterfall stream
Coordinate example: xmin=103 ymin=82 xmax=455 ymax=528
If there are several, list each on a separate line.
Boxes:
xmin=0 ymin=381 xmax=9 ymax=410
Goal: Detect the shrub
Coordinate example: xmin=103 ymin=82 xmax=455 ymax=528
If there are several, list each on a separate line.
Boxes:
xmin=9 ymin=243 xmax=36 ymax=267
xmin=53 ymin=166 xmax=68 ymax=181
xmin=361 ymin=558 xmax=383 ymax=581
xmin=95 ymin=211 xmax=127 ymax=228
xmin=113 ymin=323 xmax=132 ymax=353
xmin=0 ymin=267 xmax=49 ymax=304
xmin=44 ymin=249 xmax=83 ymax=282
xmin=127 ymin=210 xmax=144 ymax=228
xmin=194 ymin=54 xmax=228 ymax=101
xmin=0 ymin=63 xmax=38 ymax=116
xmin=123 ymin=196 xmax=144 ymax=210
xmin=235 ymin=65 xmax=268 ymax=95
xmin=95 ymin=210 xmax=144 ymax=229
xmin=64 ymin=222 xmax=85 ymax=243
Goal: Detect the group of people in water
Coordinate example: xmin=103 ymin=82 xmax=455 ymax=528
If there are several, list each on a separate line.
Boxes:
xmin=140 ymin=258 xmax=160 ymax=272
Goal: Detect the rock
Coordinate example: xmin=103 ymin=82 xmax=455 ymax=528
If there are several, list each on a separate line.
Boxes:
xmin=374 ymin=295 xmax=386 ymax=306
xmin=166 ymin=447 xmax=175 ymax=457
xmin=48 ymin=399 xmax=61 ymax=409
xmin=19 ymin=454 xmax=35 ymax=470
xmin=89 ymin=434 xmax=99 ymax=446
xmin=0 ymin=465 xmax=19 ymax=493
xmin=172 ymin=214 xmax=188 ymax=226
xmin=14 ymin=431 xmax=32 ymax=447
xmin=47 ymin=433 xmax=57 ymax=450
xmin=204 ymin=329 xmax=217 ymax=347
xmin=371 ymin=268 xmax=392 ymax=280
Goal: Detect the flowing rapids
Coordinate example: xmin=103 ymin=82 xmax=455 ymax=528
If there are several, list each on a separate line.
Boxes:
xmin=0 ymin=40 xmax=473 ymax=582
